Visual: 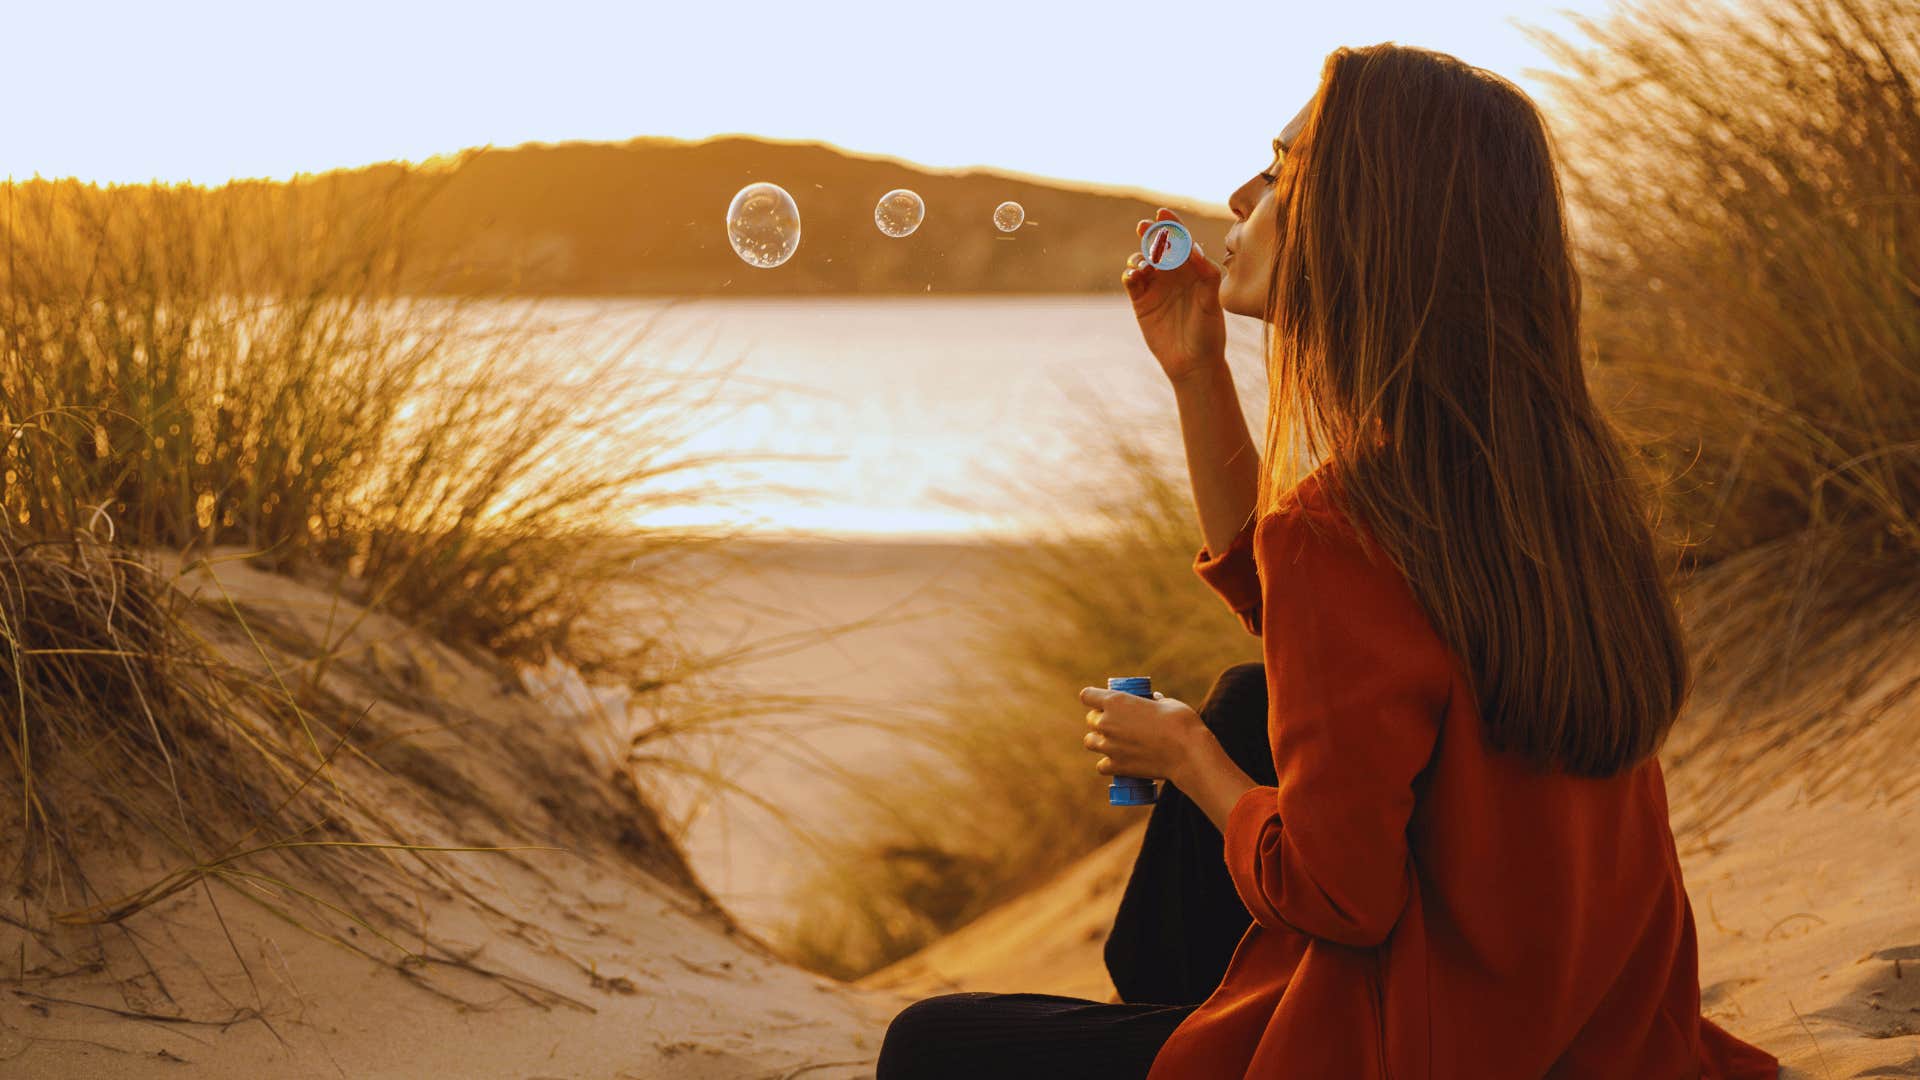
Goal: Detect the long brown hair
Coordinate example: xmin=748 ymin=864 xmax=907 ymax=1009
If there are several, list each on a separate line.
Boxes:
xmin=1256 ymin=44 xmax=1687 ymax=777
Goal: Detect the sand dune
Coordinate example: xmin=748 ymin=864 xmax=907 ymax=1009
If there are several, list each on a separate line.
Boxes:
xmin=7 ymin=837 xmax=901 ymax=1079
xmin=12 ymin=542 xmax=1919 ymax=1078
xmin=3 ymin=552 xmax=905 ymax=1078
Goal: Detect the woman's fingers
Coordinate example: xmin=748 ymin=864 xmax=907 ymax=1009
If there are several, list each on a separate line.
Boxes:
xmin=1084 ymin=711 xmax=1111 ymax=760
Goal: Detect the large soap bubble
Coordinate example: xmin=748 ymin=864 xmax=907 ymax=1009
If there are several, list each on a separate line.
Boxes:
xmin=992 ymin=200 xmax=1025 ymax=233
xmin=874 ymin=189 xmax=926 ymax=237
xmin=727 ymin=182 xmax=801 ymax=268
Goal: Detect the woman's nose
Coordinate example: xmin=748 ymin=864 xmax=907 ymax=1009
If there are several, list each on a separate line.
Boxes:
xmin=1228 ymin=178 xmax=1260 ymax=220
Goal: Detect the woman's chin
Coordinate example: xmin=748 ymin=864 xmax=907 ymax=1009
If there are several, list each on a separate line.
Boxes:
xmin=1216 ymin=265 xmax=1247 ymax=317
xmin=1217 ymin=284 xmax=1253 ymax=319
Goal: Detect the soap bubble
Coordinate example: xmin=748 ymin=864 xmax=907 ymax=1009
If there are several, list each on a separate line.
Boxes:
xmin=1141 ymin=220 xmax=1193 ymax=270
xmin=726 ymin=182 xmax=801 ymax=268
xmin=992 ymin=200 xmax=1025 ymax=233
xmin=874 ymin=189 xmax=926 ymax=237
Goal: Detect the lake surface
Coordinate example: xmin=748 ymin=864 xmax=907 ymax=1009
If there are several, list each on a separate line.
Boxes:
xmin=521 ymin=295 xmax=1271 ymax=538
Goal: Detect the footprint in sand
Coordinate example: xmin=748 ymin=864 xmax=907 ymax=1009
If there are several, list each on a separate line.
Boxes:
xmin=1701 ymin=975 xmax=1762 ymax=1011
xmin=1811 ymin=944 xmax=1920 ymax=1042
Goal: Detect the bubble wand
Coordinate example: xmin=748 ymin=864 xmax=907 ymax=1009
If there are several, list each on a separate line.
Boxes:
xmin=1140 ymin=219 xmax=1192 ymax=270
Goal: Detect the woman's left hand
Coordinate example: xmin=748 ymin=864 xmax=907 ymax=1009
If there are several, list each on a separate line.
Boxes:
xmin=1079 ymin=686 xmax=1210 ymax=785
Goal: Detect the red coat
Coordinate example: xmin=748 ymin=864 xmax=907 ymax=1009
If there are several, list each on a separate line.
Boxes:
xmin=1146 ymin=473 xmax=1777 ymax=1079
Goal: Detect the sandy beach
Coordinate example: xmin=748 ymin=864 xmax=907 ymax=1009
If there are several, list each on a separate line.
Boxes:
xmin=632 ymin=537 xmax=1011 ymax=937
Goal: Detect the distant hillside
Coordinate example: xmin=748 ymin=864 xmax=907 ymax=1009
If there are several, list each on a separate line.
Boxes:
xmin=382 ymin=136 xmax=1234 ymax=295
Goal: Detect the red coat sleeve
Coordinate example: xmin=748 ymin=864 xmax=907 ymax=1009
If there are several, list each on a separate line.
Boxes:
xmin=1222 ymin=501 xmax=1451 ymax=948
xmin=1193 ymin=513 xmax=1263 ymax=636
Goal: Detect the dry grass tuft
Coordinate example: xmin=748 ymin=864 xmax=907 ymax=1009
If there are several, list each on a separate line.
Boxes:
xmin=1531 ymin=0 xmax=1919 ymax=562
xmin=1529 ymin=0 xmax=1920 ymax=806
xmin=1 ymin=176 xmax=750 ymax=666
xmin=2 ymin=531 xmax=384 ymax=954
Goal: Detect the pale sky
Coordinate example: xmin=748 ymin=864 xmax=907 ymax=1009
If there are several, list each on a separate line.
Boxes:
xmin=7 ymin=0 xmax=1613 ymax=203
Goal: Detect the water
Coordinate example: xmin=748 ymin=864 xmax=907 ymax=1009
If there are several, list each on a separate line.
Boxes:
xmin=527 ymin=295 xmax=1269 ymax=539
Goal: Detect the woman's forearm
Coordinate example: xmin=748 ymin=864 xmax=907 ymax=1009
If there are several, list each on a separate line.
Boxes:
xmin=1175 ymin=728 xmax=1259 ymax=836
xmin=1171 ymin=359 xmax=1261 ymax=557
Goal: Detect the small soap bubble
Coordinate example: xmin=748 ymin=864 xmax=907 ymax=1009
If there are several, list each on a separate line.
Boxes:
xmin=874 ymin=189 xmax=926 ymax=237
xmin=726 ymin=182 xmax=801 ymax=268
xmin=1141 ymin=220 xmax=1193 ymax=270
xmin=992 ymin=200 xmax=1025 ymax=233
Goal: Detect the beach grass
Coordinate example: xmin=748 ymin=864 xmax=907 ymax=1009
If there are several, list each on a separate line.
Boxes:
xmin=1528 ymin=0 xmax=1920 ymax=820
xmin=0 ymin=175 xmax=758 ymax=666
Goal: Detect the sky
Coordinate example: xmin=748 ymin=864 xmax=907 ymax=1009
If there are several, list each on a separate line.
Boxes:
xmin=6 ymin=0 xmax=1617 ymax=204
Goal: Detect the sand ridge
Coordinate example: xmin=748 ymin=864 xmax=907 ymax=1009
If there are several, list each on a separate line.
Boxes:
xmin=2 ymin=551 xmax=901 ymax=1078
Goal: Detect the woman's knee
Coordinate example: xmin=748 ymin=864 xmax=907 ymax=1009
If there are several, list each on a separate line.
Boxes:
xmin=876 ymin=993 xmax=989 ymax=1079
xmin=1202 ymin=662 xmax=1265 ymax=712
xmin=1198 ymin=663 xmax=1273 ymax=782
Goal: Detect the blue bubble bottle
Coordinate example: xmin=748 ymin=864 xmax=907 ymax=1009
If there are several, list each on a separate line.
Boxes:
xmin=1107 ymin=676 xmax=1159 ymax=806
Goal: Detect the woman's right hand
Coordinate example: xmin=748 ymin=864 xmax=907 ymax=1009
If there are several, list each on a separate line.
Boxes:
xmin=1123 ymin=207 xmax=1228 ymax=385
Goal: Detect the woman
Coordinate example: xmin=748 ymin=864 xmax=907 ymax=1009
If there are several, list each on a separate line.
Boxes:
xmin=876 ymin=44 xmax=1781 ymax=1079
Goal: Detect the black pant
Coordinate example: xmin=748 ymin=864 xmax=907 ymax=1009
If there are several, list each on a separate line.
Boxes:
xmin=876 ymin=663 xmax=1276 ymax=1080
